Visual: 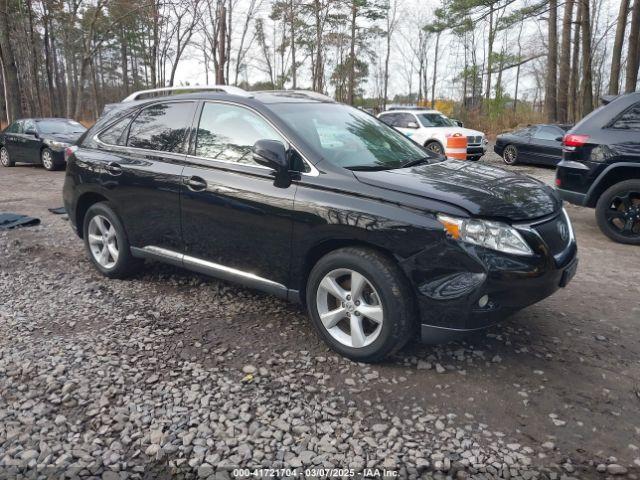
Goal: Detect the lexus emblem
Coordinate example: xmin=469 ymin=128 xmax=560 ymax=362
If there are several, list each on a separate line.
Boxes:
xmin=557 ymin=220 xmax=569 ymax=242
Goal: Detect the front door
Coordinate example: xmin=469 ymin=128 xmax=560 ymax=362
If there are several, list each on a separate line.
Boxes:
xmin=22 ymin=119 xmax=42 ymax=164
xmin=4 ymin=120 xmax=25 ymax=161
xmin=180 ymin=101 xmax=297 ymax=291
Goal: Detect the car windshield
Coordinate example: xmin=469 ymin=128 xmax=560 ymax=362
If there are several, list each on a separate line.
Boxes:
xmin=416 ymin=113 xmax=456 ymax=127
xmin=268 ymin=103 xmax=432 ymax=169
xmin=36 ymin=119 xmax=86 ymax=134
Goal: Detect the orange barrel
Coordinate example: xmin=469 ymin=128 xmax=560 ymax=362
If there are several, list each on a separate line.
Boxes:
xmin=445 ymin=134 xmax=468 ymax=160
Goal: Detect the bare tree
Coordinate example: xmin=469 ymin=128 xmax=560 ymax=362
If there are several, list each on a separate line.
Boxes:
xmin=0 ymin=0 xmax=24 ymax=121
xmin=545 ymin=0 xmax=558 ymax=121
xmin=609 ymin=0 xmax=630 ymax=95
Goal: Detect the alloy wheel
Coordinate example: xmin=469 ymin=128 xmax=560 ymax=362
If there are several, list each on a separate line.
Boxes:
xmin=42 ymin=150 xmax=53 ymax=170
xmin=315 ymin=268 xmax=384 ymax=348
xmin=503 ymin=145 xmax=517 ymax=164
xmin=0 ymin=148 xmax=9 ymax=166
xmin=426 ymin=142 xmax=444 ymax=155
xmin=88 ymin=215 xmax=119 ymax=269
xmin=604 ymin=190 xmax=640 ymax=238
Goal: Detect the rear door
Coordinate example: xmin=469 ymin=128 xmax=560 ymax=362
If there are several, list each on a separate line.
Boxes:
xmin=95 ymin=101 xmax=197 ymax=251
xmin=530 ymin=125 xmax=564 ymax=165
xmin=3 ymin=120 xmax=25 ymax=161
xmin=22 ymin=119 xmax=42 ymax=164
xmin=180 ymin=101 xmax=297 ymax=291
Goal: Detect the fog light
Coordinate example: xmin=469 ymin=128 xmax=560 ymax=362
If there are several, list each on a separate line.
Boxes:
xmin=478 ymin=295 xmax=489 ymax=308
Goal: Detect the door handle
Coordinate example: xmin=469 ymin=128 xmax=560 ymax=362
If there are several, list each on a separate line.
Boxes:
xmin=185 ymin=176 xmax=207 ymax=192
xmin=104 ymin=162 xmax=123 ymax=176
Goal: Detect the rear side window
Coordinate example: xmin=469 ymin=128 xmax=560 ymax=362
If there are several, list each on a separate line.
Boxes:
xmin=127 ymin=102 xmax=195 ymax=153
xmin=610 ymin=103 xmax=640 ymax=130
xmin=534 ymin=126 xmax=563 ymax=140
xmin=379 ymin=113 xmax=397 ymax=127
xmin=98 ymin=115 xmax=132 ymax=145
xmin=5 ymin=121 xmax=21 ymax=133
xmin=395 ymin=113 xmax=417 ymax=128
xmin=195 ymin=102 xmax=285 ymax=166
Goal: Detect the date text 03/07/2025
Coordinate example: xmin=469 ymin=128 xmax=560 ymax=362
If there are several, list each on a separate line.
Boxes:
xmin=232 ymin=468 xmax=400 ymax=477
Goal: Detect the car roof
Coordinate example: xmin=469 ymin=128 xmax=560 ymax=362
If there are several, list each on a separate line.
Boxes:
xmin=380 ymin=109 xmax=440 ymax=115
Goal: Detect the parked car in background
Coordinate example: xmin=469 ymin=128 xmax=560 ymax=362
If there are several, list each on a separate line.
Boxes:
xmin=556 ymin=92 xmax=640 ymax=245
xmin=378 ymin=109 xmax=487 ymax=161
xmin=63 ymin=86 xmax=577 ymax=362
xmin=494 ymin=124 xmax=571 ymax=166
xmin=0 ymin=118 xmax=87 ymax=171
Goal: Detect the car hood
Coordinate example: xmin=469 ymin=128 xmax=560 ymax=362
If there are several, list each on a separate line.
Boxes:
xmin=428 ymin=126 xmax=484 ymax=137
xmin=353 ymin=160 xmax=560 ymax=221
xmin=41 ymin=132 xmax=84 ymax=144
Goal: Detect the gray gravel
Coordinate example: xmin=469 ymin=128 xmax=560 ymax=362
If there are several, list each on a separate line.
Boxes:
xmin=1 ymin=157 xmax=639 ymax=479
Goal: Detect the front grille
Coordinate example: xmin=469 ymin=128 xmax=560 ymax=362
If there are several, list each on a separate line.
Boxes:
xmin=467 ymin=135 xmax=482 ymax=145
xmin=532 ymin=214 xmax=570 ymax=255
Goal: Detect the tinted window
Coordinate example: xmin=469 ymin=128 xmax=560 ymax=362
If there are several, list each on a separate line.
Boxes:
xmin=195 ymin=103 xmax=285 ymax=166
xmin=128 ymin=102 xmax=195 ymax=152
xmin=396 ymin=113 xmax=417 ymax=128
xmin=5 ymin=121 xmax=21 ymax=133
xmin=611 ymin=103 xmax=640 ymax=130
xmin=36 ymin=119 xmax=86 ymax=134
xmin=23 ymin=119 xmax=36 ymax=133
xmin=99 ymin=115 xmax=133 ymax=145
xmin=534 ymin=126 xmax=563 ymax=140
xmin=269 ymin=103 xmax=431 ymax=169
xmin=378 ymin=113 xmax=398 ymax=127
xmin=416 ymin=113 xmax=456 ymax=127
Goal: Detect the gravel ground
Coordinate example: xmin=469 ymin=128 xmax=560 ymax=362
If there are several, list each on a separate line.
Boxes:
xmin=0 ymin=150 xmax=639 ymax=480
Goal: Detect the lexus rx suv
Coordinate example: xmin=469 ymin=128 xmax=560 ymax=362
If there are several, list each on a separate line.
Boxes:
xmin=63 ymin=87 xmax=578 ymax=362
xmin=556 ymin=92 xmax=640 ymax=244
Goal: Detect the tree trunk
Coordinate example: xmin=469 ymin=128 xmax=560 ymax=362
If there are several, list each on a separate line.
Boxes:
xmin=216 ymin=3 xmax=227 ymax=84
xmin=74 ymin=55 xmax=91 ymax=120
xmin=513 ymin=21 xmax=524 ymax=112
xmin=347 ymin=1 xmax=357 ymax=105
xmin=0 ymin=0 xmax=23 ymax=122
xmin=580 ymin=0 xmax=593 ymax=116
xmin=313 ymin=0 xmax=324 ymax=92
xmin=557 ymin=0 xmax=574 ymax=121
xmin=484 ymin=5 xmax=495 ymax=100
xmin=431 ymin=31 xmax=440 ymax=109
xmin=120 ymin=27 xmax=129 ymax=96
xmin=609 ymin=0 xmax=630 ymax=95
xmin=42 ymin=10 xmax=55 ymax=116
xmin=568 ymin=0 xmax=582 ymax=122
xmin=625 ymin=0 xmax=640 ymax=93
xmin=290 ymin=0 xmax=297 ymax=89
xmin=545 ymin=0 xmax=558 ymax=122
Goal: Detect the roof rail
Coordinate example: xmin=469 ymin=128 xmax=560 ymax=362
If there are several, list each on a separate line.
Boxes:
xmin=256 ymin=89 xmax=334 ymax=102
xmin=122 ymin=85 xmax=251 ymax=102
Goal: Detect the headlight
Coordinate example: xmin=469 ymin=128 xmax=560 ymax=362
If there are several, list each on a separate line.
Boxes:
xmin=437 ymin=214 xmax=533 ymax=256
xmin=44 ymin=139 xmax=70 ymax=149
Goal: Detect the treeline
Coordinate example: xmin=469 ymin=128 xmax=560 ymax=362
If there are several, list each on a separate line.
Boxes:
xmin=0 ymin=0 xmax=638 ymax=127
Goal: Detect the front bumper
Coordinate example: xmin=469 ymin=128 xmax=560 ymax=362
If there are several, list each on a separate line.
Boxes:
xmin=400 ymin=212 xmax=578 ymax=343
xmin=466 ymin=145 xmax=486 ymax=159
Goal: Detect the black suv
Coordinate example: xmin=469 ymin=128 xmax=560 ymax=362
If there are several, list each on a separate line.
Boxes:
xmin=63 ymin=87 xmax=578 ymax=362
xmin=556 ymin=92 xmax=640 ymax=244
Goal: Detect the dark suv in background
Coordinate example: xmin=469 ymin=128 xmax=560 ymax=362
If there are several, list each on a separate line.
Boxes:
xmin=556 ymin=92 xmax=640 ymax=244
xmin=64 ymin=86 xmax=577 ymax=362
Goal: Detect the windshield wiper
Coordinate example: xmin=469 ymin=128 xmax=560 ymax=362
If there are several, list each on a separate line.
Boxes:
xmin=399 ymin=156 xmax=432 ymax=169
xmin=345 ymin=165 xmax=391 ymax=171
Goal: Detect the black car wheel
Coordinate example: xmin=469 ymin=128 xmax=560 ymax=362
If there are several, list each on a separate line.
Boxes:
xmin=595 ymin=180 xmax=640 ymax=245
xmin=0 ymin=147 xmax=14 ymax=167
xmin=425 ymin=141 xmax=444 ymax=156
xmin=306 ymin=247 xmax=416 ymax=362
xmin=83 ymin=202 xmax=143 ymax=278
xmin=41 ymin=148 xmax=60 ymax=171
xmin=503 ymin=145 xmax=518 ymax=165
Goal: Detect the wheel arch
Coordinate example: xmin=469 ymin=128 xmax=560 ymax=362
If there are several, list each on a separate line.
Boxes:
xmin=585 ymin=164 xmax=640 ymax=208
xmin=297 ymin=239 xmax=398 ymax=307
xmin=75 ymin=192 xmax=110 ymax=238
xmin=424 ymin=138 xmax=444 ymax=151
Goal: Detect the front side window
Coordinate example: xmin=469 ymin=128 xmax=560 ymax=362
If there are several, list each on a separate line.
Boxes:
xmin=396 ymin=113 xmax=418 ymax=128
xmin=611 ymin=103 xmax=640 ymax=130
xmin=23 ymin=120 xmax=36 ymax=133
xmin=195 ymin=103 xmax=285 ymax=166
xmin=128 ymin=102 xmax=195 ymax=153
xmin=99 ymin=115 xmax=133 ymax=146
xmin=269 ymin=103 xmax=431 ymax=170
xmin=416 ymin=113 xmax=455 ymax=127
xmin=378 ymin=113 xmax=398 ymax=127
xmin=534 ymin=126 xmax=563 ymax=140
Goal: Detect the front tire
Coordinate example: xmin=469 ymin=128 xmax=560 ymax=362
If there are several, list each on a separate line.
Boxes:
xmin=425 ymin=141 xmax=444 ymax=156
xmin=41 ymin=148 xmax=60 ymax=171
xmin=502 ymin=144 xmax=518 ymax=165
xmin=595 ymin=180 xmax=640 ymax=245
xmin=306 ymin=247 xmax=416 ymax=362
xmin=0 ymin=147 xmax=14 ymax=167
xmin=83 ymin=202 xmax=142 ymax=278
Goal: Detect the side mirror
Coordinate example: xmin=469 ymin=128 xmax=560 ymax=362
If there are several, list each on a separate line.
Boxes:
xmin=25 ymin=128 xmax=38 ymax=137
xmin=406 ymin=122 xmax=419 ymax=129
xmin=453 ymin=119 xmax=464 ymax=127
xmin=252 ymin=139 xmax=291 ymax=188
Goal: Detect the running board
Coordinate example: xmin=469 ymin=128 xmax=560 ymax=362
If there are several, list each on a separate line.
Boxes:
xmin=130 ymin=246 xmax=297 ymax=301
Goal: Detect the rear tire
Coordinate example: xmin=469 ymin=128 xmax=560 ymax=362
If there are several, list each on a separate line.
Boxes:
xmin=425 ymin=141 xmax=444 ymax=156
xmin=306 ymin=247 xmax=416 ymax=362
xmin=595 ymin=180 xmax=640 ymax=245
xmin=502 ymin=144 xmax=518 ymax=165
xmin=0 ymin=147 xmax=14 ymax=167
xmin=83 ymin=202 xmax=143 ymax=278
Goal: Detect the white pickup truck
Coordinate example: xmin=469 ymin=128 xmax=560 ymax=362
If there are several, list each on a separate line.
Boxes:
xmin=378 ymin=109 xmax=487 ymax=161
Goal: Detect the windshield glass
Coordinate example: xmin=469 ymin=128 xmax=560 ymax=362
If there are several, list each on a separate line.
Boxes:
xmin=268 ymin=103 xmax=432 ymax=169
xmin=416 ymin=113 xmax=456 ymax=127
xmin=36 ymin=119 xmax=86 ymax=134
